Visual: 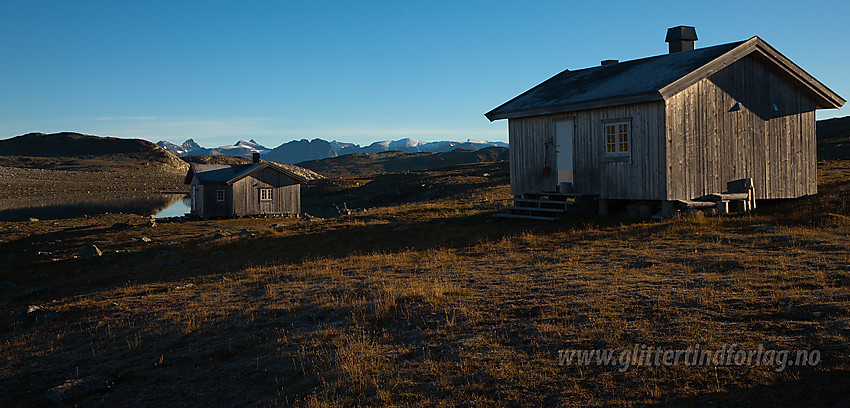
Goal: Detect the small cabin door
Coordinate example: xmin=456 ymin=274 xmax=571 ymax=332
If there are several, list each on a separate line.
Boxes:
xmin=555 ymin=119 xmax=574 ymax=185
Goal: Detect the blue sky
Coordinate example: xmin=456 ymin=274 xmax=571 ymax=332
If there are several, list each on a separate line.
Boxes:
xmin=1 ymin=1 xmax=847 ymax=148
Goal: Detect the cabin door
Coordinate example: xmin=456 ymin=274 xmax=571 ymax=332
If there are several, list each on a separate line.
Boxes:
xmin=555 ymin=119 xmax=574 ymax=186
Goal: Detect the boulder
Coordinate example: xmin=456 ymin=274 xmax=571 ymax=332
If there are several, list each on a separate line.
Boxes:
xmin=109 ymin=222 xmax=131 ymax=230
xmin=43 ymin=374 xmax=114 ymax=406
xmin=19 ymin=304 xmax=59 ymax=327
xmin=79 ymin=245 xmax=102 ymax=258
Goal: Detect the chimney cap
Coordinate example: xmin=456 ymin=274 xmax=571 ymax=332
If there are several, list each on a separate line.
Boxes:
xmin=601 ymin=59 xmax=619 ymax=66
xmin=665 ymin=26 xmax=698 ymax=42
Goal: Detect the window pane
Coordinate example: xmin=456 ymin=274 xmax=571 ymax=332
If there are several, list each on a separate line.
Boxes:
xmin=604 ymin=121 xmax=631 ymax=155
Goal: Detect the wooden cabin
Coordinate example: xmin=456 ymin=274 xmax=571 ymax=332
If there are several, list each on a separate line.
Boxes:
xmin=486 ymin=26 xmax=844 ymax=218
xmin=184 ymin=155 xmax=307 ymax=218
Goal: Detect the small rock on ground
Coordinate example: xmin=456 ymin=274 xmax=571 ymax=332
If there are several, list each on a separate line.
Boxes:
xmin=43 ymin=374 xmax=114 ymax=406
xmin=79 ymin=245 xmax=102 ymax=258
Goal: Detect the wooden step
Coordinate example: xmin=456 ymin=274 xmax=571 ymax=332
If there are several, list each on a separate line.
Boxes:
xmin=674 ymin=199 xmax=717 ymax=209
xmin=502 ymin=191 xmax=598 ymax=221
xmin=494 ymin=213 xmax=559 ymax=221
xmin=704 ymin=192 xmax=750 ymax=202
xmin=511 ymin=203 xmax=571 ymax=211
xmin=521 ymin=192 xmax=586 ymax=200
xmin=511 ymin=198 xmax=575 ymax=205
xmin=504 ymin=206 xmax=568 ymax=213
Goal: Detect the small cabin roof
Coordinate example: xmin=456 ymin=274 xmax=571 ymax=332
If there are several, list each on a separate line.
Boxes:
xmin=185 ymin=162 xmax=309 ymax=185
xmin=486 ymin=37 xmax=844 ymax=121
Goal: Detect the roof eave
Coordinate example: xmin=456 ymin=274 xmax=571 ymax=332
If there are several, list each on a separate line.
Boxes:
xmin=486 ymin=92 xmax=664 ymax=120
xmin=751 ymin=38 xmax=845 ymax=109
xmin=660 ymin=37 xmax=845 ymax=109
xmin=485 ymin=67 xmax=574 ymax=122
xmin=225 ymin=162 xmax=309 ymax=185
xmin=183 ymin=164 xmax=199 ymax=184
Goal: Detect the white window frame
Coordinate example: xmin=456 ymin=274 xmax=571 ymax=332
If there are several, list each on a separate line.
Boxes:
xmin=259 ymin=188 xmax=273 ymax=201
xmin=216 ymin=189 xmax=225 ymax=202
xmin=603 ymin=119 xmax=632 ymax=160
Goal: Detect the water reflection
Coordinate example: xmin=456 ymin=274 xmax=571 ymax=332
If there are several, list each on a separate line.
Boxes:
xmin=0 ymin=194 xmax=189 ymax=222
xmin=154 ymin=195 xmax=192 ymax=219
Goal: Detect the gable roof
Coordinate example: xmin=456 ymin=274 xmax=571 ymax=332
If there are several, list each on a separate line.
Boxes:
xmin=185 ymin=162 xmax=309 ymax=185
xmin=486 ymin=36 xmax=844 ymax=121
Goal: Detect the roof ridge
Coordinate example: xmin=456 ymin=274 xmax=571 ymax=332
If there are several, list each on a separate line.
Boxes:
xmin=485 ymin=40 xmax=751 ymax=120
xmin=566 ymin=40 xmax=747 ymax=75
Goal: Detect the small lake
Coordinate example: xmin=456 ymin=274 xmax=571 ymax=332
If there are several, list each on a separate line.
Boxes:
xmin=0 ymin=194 xmax=191 ymax=222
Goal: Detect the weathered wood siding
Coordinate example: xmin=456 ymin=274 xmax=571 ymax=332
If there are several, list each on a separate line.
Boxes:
xmin=197 ymin=182 xmax=231 ymax=218
xmin=508 ymin=101 xmax=667 ymax=199
xmin=231 ymin=168 xmax=300 ymax=216
xmin=665 ymin=54 xmax=817 ymax=200
xmin=190 ymin=178 xmax=203 ymax=216
xmin=197 ymin=183 xmax=205 ymax=217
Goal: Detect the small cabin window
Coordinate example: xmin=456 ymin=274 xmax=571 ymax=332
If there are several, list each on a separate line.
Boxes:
xmin=216 ymin=190 xmax=225 ymax=202
xmin=260 ymin=188 xmax=273 ymax=201
xmin=604 ymin=121 xmax=630 ymax=157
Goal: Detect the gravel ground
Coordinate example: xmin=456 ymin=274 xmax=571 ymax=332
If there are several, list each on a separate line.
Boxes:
xmin=0 ymin=166 xmax=186 ymax=200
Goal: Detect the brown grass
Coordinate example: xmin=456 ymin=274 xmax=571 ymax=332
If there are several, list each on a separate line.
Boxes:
xmin=1 ymin=161 xmax=849 ymax=406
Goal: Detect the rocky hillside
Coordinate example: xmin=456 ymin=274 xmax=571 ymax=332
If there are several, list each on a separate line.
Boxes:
xmin=817 ymin=116 xmax=850 ymax=161
xmin=0 ymin=132 xmax=188 ymax=173
xmin=298 ymin=147 xmax=509 ymax=178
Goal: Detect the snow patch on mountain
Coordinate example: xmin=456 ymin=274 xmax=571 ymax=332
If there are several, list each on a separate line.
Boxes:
xmin=157 ymin=137 xmax=508 ymax=163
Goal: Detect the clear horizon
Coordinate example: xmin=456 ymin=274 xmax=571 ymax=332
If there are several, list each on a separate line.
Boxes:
xmin=1 ymin=1 xmax=847 ymax=148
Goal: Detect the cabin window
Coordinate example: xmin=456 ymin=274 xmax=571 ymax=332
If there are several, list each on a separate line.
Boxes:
xmin=604 ymin=120 xmax=630 ymax=157
xmin=216 ymin=190 xmax=225 ymax=202
xmin=260 ymin=188 xmax=273 ymax=201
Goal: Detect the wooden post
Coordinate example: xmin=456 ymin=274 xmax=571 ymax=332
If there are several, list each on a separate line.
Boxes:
xmin=730 ymin=200 xmax=746 ymax=213
xmin=598 ymin=198 xmax=609 ymax=216
xmin=749 ymin=180 xmax=757 ymax=211
xmin=661 ymin=201 xmax=674 ymax=218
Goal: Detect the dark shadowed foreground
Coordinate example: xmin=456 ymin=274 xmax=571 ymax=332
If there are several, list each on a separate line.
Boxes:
xmin=1 ymin=160 xmax=849 ymax=407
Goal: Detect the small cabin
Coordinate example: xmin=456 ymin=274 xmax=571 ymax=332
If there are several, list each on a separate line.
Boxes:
xmin=184 ymin=155 xmax=307 ymax=218
xmin=486 ymin=26 xmax=844 ymax=218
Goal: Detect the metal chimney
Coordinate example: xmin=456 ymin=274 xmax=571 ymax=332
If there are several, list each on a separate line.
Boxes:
xmin=665 ymin=26 xmax=697 ymax=53
xmin=252 ymin=152 xmax=260 ymax=163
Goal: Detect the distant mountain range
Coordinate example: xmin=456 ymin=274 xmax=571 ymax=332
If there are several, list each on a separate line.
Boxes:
xmin=156 ymin=139 xmax=270 ymax=157
xmin=156 ymin=137 xmax=509 ymax=164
